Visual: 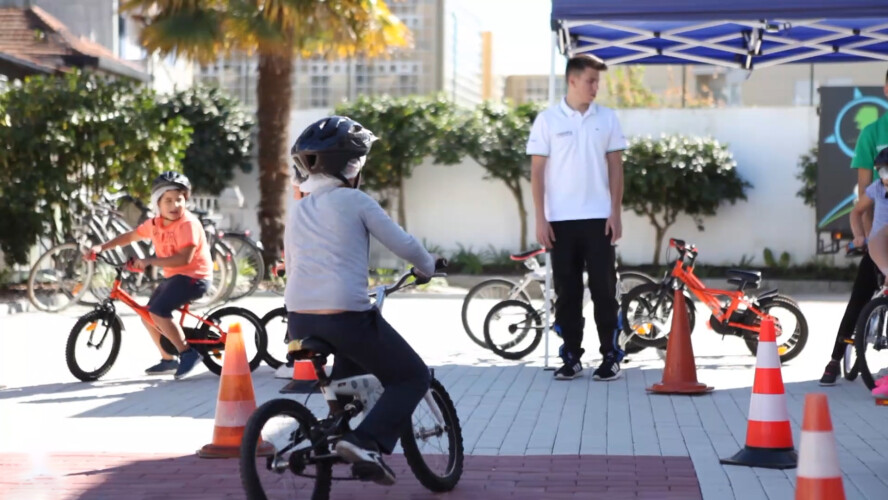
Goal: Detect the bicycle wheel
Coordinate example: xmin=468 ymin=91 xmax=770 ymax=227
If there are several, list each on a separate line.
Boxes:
xmin=854 ymin=296 xmax=888 ymax=390
xmin=401 ymin=378 xmax=464 ymax=492
xmin=483 ymin=300 xmax=543 ymax=360
xmin=843 ymin=341 xmax=859 ymax=381
xmin=618 ymin=270 xmax=656 ymax=296
xmin=27 ymin=242 xmax=94 ymax=312
xmin=261 ymin=306 xmax=289 ymax=369
xmin=197 ymin=307 xmax=268 ymax=375
xmin=65 ymin=309 xmax=122 ymax=381
xmin=461 ymin=279 xmax=532 ymax=349
xmin=223 ymin=234 xmax=266 ymax=301
xmin=743 ymin=295 xmax=808 ymax=363
xmin=240 ymin=398 xmax=332 ymax=500
xmin=621 ymin=283 xmax=696 ymax=349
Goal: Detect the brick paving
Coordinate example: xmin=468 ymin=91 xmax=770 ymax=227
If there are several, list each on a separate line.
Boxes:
xmin=0 ymin=453 xmax=700 ymax=500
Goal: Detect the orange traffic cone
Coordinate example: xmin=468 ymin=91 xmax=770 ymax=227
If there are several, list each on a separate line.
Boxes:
xmin=198 ymin=322 xmax=271 ymax=458
xmin=795 ymin=393 xmax=845 ymax=499
xmin=721 ymin=316 xmax=797 ymax=469
xmin=279 ymin=359 xmax=320 ymax=394
xmin=647 ymin=289 xmax=713 ymax=394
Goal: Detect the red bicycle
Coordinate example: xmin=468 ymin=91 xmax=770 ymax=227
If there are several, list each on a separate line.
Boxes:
xmin=66 ymin=254 xmax=268 ymax=381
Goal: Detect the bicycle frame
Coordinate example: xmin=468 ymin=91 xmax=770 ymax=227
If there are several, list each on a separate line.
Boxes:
xmin=100 ymin=263 xmax=227 ymax=348
xmin=667 ymin=240 xmax=772 ymax=334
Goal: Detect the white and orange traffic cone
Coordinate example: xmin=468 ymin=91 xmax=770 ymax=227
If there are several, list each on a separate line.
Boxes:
xmin=795 ymin=393 xmax=845 ymax=500
xmin=198 ymin=323 xmax=272 ymax=458
xmin=721 ymin=316 xmax=797 ymax=469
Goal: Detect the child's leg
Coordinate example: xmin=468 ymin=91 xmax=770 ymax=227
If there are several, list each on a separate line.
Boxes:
xmin=146 ymin=276 xmax=208 ymax=353
xmin=141 ymin=317 xmax=175 ymax=360
xmin=868 ymin=226 xmax=888 ymax=283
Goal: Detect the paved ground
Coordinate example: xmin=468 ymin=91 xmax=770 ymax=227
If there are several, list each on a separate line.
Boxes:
xmin=1 ymin=291 xmax=887 ymax=499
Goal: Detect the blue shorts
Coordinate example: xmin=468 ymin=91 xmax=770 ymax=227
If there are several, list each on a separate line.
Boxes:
xmin=147 ymin=275 xmax=210 ymax=318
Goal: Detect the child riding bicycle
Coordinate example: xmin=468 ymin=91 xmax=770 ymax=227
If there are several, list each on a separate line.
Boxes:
xmin=285 ymin=116 xmax=437 ymax=486
xmin=84 ymin=172 xmax=213 ymax=379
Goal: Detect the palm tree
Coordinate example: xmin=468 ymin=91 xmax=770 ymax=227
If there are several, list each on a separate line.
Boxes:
xmin=122 ymin=0 xmax=409 ymax=262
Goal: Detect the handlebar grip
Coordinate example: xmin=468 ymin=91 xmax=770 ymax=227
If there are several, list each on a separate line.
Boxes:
xmin=125 ymin=258 xmax=144 ymax=273
xmin=435 ymin=257 xmax=448 ymax=271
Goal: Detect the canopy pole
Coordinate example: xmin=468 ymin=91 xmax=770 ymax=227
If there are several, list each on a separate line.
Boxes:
xmin=549 ymin=30 xmax=558 ymax=105
xmin=544 ymin=30 xmax=557 ymax=371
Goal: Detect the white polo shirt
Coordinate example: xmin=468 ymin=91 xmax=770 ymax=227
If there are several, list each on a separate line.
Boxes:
xmin=526 ymin=98 xmax=627 ymax=222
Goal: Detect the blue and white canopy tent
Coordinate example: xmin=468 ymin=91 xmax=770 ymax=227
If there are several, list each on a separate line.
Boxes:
xmin=533 ymin=1 xmax=888 ymax=367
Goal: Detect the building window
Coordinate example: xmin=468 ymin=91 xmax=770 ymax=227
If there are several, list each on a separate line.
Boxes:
xmin=310 ymin=75 xmax=329 ymax=107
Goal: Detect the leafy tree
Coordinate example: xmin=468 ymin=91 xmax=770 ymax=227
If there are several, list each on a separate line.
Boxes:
xmin=442 ymin=100 xmax=543 ymax=250
xmin=601 ymin=66 xmax=658 ymax=108
xmin=158 ymin=85 xmax=254 ymax=195
xmin=123 ymin=0 xmax=410 ymax=263
xmin=0 ymin=71 xmax=191 ymax=265
xmin=622 ymin=134 xmax=752 ymax=264
xmin=796 ymin=145 xmax=817 ymax=207
xmin=334 ymin=93 xmax=462 ymax=229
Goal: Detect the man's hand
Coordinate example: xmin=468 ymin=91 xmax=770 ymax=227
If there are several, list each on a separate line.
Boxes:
xmin=536 ymin=218 xmax=555 ymax=249
xmin=605 ymin=213 xmax=622 ymax=244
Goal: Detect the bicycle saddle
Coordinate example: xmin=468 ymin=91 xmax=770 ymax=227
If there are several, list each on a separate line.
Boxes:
xmin=510 ymin=247 xmax=546 ymax=261
xmin=726 ymin=269 xmax=762 ymax=290
xmin=287 ymin=336 xmax=336 ymax=360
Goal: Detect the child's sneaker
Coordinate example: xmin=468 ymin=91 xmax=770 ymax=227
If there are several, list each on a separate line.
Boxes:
xmin=174 ymin=348 xmax=203 ymax=380
xmin=818 ymin=359 xmax=840 ymax=386
xmin=145 ymin=359 xmax=178 ymax=375
xmin=876 ymin=374 xmax=888 ymax=388
xmin=872 ymin=382 xmax=888 ymax=399
xmin=335 ymin=433 xmax=396 ymax=485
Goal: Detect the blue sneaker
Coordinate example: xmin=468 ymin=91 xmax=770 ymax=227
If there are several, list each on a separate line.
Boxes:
xmin=174 ymin=348 xmax=203 ymax=380
xmin=145 ymin=359 xmax=178 ymax=375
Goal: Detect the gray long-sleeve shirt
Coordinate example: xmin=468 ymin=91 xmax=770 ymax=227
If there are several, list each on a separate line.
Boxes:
xmin=284 ymin=185 xmax=435 ymax=312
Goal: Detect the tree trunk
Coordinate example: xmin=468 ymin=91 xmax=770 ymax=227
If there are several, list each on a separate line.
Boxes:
xmin=397 ymin=170 xmax=406 ymax=229
xmin=508 ymin=182 xmax=528 ymax=251
xmin=256 ymin=53 xmax=293 ymax=265
xmin=653 ymin=224 xmax=666 ymax=266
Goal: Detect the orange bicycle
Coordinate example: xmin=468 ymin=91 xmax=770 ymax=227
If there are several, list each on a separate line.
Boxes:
xmin=620 ymin=238 xmax=808 ymax=363
xmin=66 ymin=254 xmax=268 ymax=381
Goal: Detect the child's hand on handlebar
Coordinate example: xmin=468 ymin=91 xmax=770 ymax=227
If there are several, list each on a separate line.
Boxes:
xmin=853 ymin=236 xmax=866 ymax=249
xmin=128 ymin=258 xmax=149 ymax=271
xmin=83 ymin=245 xmax=102 ymax=261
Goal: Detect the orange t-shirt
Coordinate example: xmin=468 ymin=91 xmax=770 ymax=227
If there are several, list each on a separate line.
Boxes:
xmin=135 ymin=211 xmax=213 ymax=280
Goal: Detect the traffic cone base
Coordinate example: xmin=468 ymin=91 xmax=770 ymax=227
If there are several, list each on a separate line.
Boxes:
xmin=720 ymin=446 xmax=798 ymax=469
xmin=875 ymin=397 xmax=888 ymax=406
xmin=647 ymin=289 xmax=712 ymax=394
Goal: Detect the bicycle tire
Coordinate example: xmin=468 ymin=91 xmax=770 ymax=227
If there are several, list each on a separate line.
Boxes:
xmin=483 ymin=299 xmax=543 ymax=360
xmin=743 ymin=295 xmax=808 ymax=363
xmin=461 ymin=279 xmax=532 ymax=349
xmin=620 ymin=283 xmax=696 ymax=349
xmin=843 ymin=342 xmax=859 ymax=381
xmin=198 ymin=307 xmax=268 ymax=375
xmin=66 ymin=309 xmax=122 ymax=381
xmin=27 ymin=242 xmax=94 ymax=313
xmin=223 ymin=233 xmax=266 ymax=301
xmin=618 ymin=270 xmax=657 ymax=295
xmin=854 ymin=295 xmax=888 ymax=390
xmin=239 ymin=398 xmax=331 ymax=500
xmin=260 ymin=306 xmax=288 ymax=369
xmin=401 ymin=378 xmax=464 ymax=492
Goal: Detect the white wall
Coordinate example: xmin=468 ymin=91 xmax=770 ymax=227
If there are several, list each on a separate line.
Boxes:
xmin=231 ymin=106 xmax=822 ymax=267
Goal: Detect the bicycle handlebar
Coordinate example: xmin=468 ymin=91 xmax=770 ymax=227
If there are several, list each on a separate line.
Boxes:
xmin=85 ymin=249 xmax=144 ymax=274
xmin=369 ymin=258 xmax=448 ymax=298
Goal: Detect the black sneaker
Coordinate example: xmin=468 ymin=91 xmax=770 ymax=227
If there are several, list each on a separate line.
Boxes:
xmin=335 ymin=433 xmax=396 ymax=485
xmin=593 ymin=353 xmax=622 ymax=381
xmin=819 ymin=359 xmax=840 ymax=386
xmin=145 ymin=359 xmax=178 ymax=375
xmin=554 ymin=361 xmax=583 ymax=380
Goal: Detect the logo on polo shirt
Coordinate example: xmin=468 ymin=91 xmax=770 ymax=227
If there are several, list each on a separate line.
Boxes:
xmin=555 ymin=130 xmax=573 ymax=138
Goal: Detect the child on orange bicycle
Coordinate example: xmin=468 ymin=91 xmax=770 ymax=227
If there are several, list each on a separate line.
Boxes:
xmin=84 ymin=172 xmax=213 ymax=379
xmin=285 ymin=116 xmax=437 ymax=486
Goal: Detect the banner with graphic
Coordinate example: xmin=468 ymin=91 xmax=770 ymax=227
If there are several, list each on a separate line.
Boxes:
xmin=817 ymin=87 xmax=888 ymax=240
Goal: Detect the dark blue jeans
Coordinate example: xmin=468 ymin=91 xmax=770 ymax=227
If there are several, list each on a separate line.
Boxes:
xmin=287 ymin=309 xmax=430 ymax=454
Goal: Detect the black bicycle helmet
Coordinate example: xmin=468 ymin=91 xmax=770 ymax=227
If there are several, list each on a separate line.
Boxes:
xmin=291 ymin=115 xmax=376 ymax=186
xmin=152 ymin=171 xmax=191 ymax=194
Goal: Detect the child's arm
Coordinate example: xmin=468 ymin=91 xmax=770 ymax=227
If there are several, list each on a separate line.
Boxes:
xmin=143 ymin=245 xmax=197 ymax=269
xmin=359 ymin=195 xmax=435 ymax=277
xmin=851 ymin=194 xmax=874 ymax=245
xmin=88 ymin=230 xmax=143 ymax=256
